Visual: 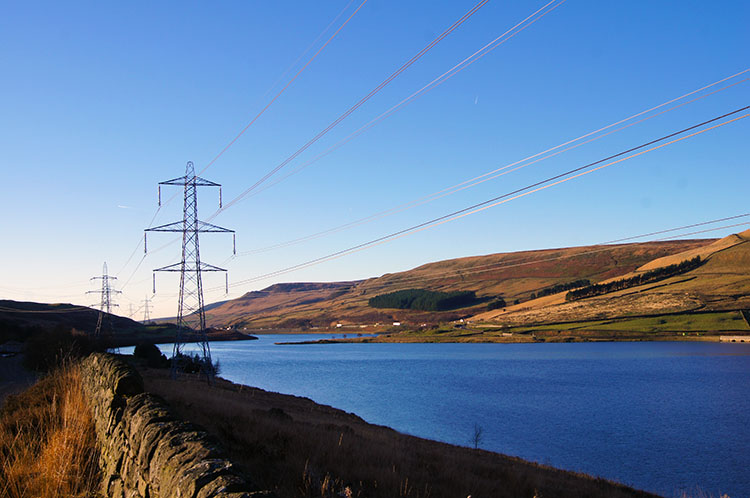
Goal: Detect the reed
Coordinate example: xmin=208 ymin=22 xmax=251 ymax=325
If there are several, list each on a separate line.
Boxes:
xmin=0 ymin=363 xmax=99 ymax=498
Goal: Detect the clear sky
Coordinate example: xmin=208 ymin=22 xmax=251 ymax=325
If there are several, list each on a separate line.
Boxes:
xmin=1 ymin=1 xmax=748 ymax=319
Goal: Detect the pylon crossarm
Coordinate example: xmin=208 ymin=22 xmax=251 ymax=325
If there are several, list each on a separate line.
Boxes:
xmin=193 ymin=176 xmax=221 ymax=187
xmin=153 ymin=262 xmax=184 ymax=272
xmin=146 ymin=220 xmax=233 ymax=233
xmin=153 ymin=262 xmax=226 ymax=272
xmin=197 ymin=221 xmax=234 ymax=233
xmin=158 ymin=175 xmax=190 ymax=186
xmin=159 ymin=175 xmax=221 ymax=188
xmin=197 ymin=262 xmax=227 ymax=272
xmin=146 ymin=221 xmax=184 ymax=232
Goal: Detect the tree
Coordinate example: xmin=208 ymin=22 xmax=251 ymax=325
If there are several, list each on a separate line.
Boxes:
xmin=471 ymin=423 xmax=483 ymax=449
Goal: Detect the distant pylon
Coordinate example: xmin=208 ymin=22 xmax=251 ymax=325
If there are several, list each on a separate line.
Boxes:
xmin=129 ymin=303 xmax=134 ymax=319
xmin=86 ymin=262 xmax=121 ymax=337
xmin=142 ymin=296 xmax=152 ymax=323
xmin=145 ymin=161 xmax=235 ymax=382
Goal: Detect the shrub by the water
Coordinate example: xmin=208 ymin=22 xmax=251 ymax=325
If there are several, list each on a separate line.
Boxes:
xmin=133 ymin=342 xmax=169 ymax=368
xmin=173 ymin=352 xmax=221 ymax=376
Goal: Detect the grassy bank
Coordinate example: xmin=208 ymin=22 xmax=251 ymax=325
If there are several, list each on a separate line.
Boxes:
xmin=138 ymin=364 xmax=658 ymax=498
xmin=298 ymin=310 xmax=750 ymax=344
xmin=0 ymin=363 xmax=99 ymax=498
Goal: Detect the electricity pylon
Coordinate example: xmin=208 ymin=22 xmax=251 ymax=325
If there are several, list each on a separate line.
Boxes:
xmin=142 ymin=296 xmax=152 ymax=324
xmin=87 ymin=262 xmax=121 ymax=338
xmin=145 ymin=161 xmax=235 ymax=382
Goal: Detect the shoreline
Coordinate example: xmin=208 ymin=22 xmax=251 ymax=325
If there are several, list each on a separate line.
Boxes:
xmin=274 ymin=333 xmax=736 ymax=345
xmin=136 ymin=361 xmax=660 ymax=498
xmin=111 ymin=330 xmax=258 ymax=348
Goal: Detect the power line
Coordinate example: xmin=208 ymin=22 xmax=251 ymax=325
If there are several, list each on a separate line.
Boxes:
xmin=145 ymin=0 xmax=565 ymax=269
xmin=213 ymin=105 xmax=749 ymax=289
xmin=197 ymin=0 xmax=370 ymax=177
xmin=114 ymin=2 xmax=367 ymax=281
xmin=201 ymin=217 xmax=750 ymax=307
xmin=244 ymin=0 xmax=569 ymax=201
xmin=351 ymin=218 xmax=750 ymax=292
xmin=217 ymin=0 xmax=495 ymax=214
xmin=230 ymin=70 xmax=749 ymax=258
xmin=258 ymin=0 xmax=358 ymax=101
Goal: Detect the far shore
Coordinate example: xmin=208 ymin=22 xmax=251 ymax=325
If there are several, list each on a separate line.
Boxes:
xmin=274 ymin=333 xmax=739 ymax=345
xmin=111 ymin=329 xmax=258 ymax=348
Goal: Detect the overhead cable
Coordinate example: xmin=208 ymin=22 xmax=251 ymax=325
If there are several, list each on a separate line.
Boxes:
xmin=214 ymin=105 xmax=749 ymax=289
xmin=244 ymin=0 xmax=569 ymax=200
xmin=117 ymin=2 xmax=368 ymax=281
xmin=232 ymin=71 xmax=749 ymax=257
xmin=217 ymin=0 xmax=495 ymax=214
xmin=197 ymin=0 xmax=370 ymax=177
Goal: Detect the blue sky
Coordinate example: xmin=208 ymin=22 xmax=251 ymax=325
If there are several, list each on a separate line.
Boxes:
xmin=1 ymin=1 xmax=748 ymax=318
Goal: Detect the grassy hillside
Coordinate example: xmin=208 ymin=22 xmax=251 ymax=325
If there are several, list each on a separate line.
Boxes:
xmin=204 ymin=239 xmax=710 ymax=330
xmin=474 ymin=230 xmax=750 ymax=327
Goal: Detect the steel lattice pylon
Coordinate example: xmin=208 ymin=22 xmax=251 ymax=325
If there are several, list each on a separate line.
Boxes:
xmin=142 ymin=296 xmax=152 ymax=323
xmin=87 ymin=262 xmax=121 ymax=338
xmin=145 ymin=161 xmax=235 ymax=382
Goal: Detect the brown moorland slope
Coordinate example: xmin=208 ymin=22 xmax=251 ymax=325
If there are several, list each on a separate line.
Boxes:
xmin=205 ymin=239 xmax=710 ymax=329
xmin=474 ymin=229 xmax=750 ymax=326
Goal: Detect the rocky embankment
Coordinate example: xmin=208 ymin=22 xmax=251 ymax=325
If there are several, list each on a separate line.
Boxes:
xmin=80 ymin=353 xmax=274 ymax=498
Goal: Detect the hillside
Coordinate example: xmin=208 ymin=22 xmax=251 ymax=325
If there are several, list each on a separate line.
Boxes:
xmin=473 ymin=229 xmax=750 ymax=327
xmin=204 ymin=239 xmax=711 ymax=330
xmin=0 ymin=300 xmax=247 ymax=346
xmin=0 ymin=300 xmax=140 ymax=336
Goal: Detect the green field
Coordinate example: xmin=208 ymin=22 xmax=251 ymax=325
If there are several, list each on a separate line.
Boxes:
xmin=510 ymin=310 xmax=749 ymax=334
xmin=350 ymin=310 xmax=750 ymax=344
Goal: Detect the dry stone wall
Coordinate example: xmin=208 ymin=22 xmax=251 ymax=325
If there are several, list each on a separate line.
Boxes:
xmin=81 ymin=353 xmax=274 ymax=498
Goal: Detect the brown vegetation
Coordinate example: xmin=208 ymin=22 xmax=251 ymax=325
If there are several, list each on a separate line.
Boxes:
xmin=139 ymin=366 xmax=658 ymax=498
xmin=476 ymin=230 xmax=750 ymax=327
xmin=0 ymin=363 xmax=99 ymax=498
xmin=203 ymin=239 xmax=709 ymax=330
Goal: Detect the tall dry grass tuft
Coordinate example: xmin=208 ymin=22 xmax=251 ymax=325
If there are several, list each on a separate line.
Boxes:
xmin=0 ymin=363 xmax=100 ymax=498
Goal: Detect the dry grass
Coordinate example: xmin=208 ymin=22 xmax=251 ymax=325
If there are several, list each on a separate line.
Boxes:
xmin=203 ymin=240 xmax=708 ymax=330
xmin=0 ymin=363 xmax=99 ymax=498
xmin=140 ymin=366 xmax=658 ymax=498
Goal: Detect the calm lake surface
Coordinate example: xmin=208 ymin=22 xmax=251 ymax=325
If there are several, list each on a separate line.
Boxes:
xmin=132 ymin=338 xmax=750 ymax=498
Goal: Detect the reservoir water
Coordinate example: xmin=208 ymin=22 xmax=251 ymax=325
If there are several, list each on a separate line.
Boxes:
xmin=132 ymin=338 xmax=750 ymax=497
